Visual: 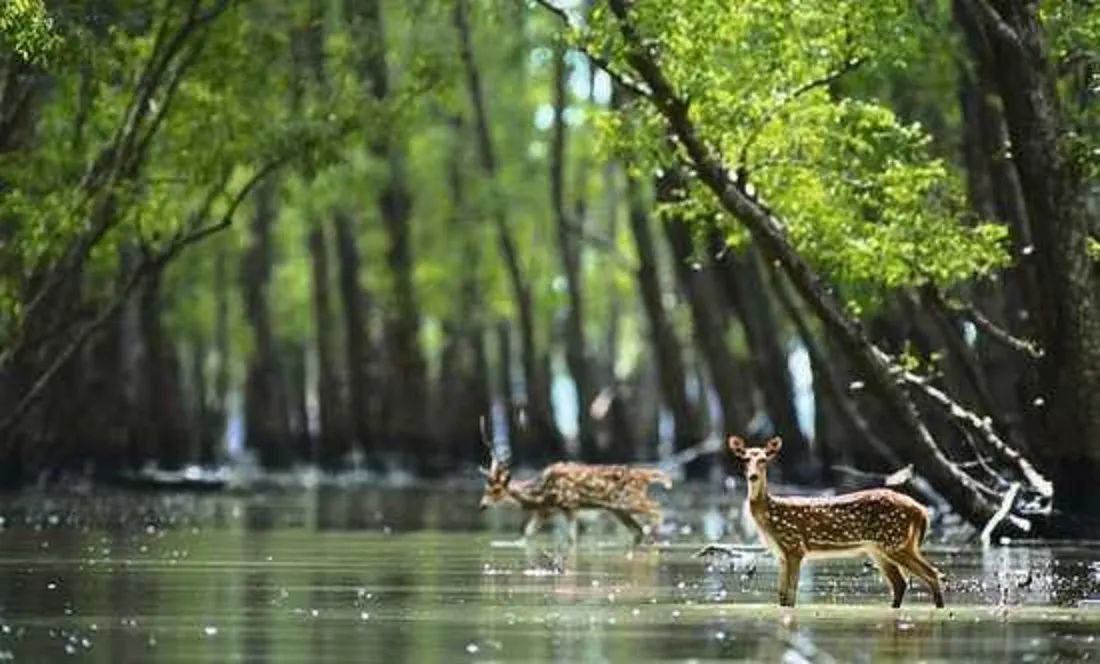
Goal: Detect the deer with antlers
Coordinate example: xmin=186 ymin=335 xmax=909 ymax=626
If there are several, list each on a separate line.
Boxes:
xmin=725 ymin=435 xmax=945 ymax=608
xmin=477 ymin=418 xmax=672 ymax=545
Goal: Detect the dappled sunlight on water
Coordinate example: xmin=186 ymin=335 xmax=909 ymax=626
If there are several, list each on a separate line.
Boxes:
xmin=0 ymin=486 xmax=1099 ymax=661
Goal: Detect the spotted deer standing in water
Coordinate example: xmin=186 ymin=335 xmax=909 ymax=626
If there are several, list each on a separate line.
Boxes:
xmin=727 ymin=436 xmax=945 ymax=608
xmin=477 ymin=419 xmax=672 ymax=544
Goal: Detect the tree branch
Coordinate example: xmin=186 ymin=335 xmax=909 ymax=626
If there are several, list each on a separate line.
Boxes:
xmin=944 ymin=294 xmax=1044 ymax=359
xmin=530 ymin=0 xmax=651 ymax=99
xmin=896 ymin=367 xmax=1053 ymax=499
xmin=0 ymin=156 xmax=288 ymax=440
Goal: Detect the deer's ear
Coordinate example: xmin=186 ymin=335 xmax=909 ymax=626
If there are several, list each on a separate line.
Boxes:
xmin=728 ymin=436 xmax=747 ymax=459
xmin=478 ymin=466 xmax=491 ymax=478
xmin=764 ymin=436 xmax=783 ymax=458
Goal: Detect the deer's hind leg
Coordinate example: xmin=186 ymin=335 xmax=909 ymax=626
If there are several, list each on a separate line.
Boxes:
xmin=563 ymin=510 xmax=579 ymax=544
xmin=870 ymin=552 xmax=908 ymax=608
xmin=610 ymin=509 xmax=646 ymax=545
xmin=889 ymin=549 xmax=945 ymax=608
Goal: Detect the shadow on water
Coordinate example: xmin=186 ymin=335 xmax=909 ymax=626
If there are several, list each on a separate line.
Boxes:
xmin=1 ymin=486 xmax=1100 ymax=662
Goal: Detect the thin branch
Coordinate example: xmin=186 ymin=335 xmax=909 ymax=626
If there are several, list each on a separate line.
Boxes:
xmin=896 ymin=367 xmax=1053 ymax=499
xmin=530 ymin=0 xmax=651 ymax=98
xmin=944 ymin=295 xmax=1044 ymax=359
xmin=736 ymin=58 xmax=864 ymax=179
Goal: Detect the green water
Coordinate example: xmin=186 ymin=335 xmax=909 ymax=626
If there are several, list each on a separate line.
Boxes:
xmin=1 ymin=486 xmax=1099 ymax=662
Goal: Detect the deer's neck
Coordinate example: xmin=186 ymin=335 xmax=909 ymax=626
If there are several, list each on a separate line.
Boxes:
xmin=507 ymin=480 xmax=545 ymax=509
xmin=747 ymin=476 xmax=774 ymax=521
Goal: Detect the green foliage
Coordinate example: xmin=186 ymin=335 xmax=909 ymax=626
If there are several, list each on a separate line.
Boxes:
xmin=585 ymin=0 xmax=1011 ymax=311
xmin=0 ymin=0 xmax=62 ymax=64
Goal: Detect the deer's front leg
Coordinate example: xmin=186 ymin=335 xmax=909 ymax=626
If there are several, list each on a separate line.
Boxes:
xmin=522 ymin=511 xmax=546 ymax=540
xmin=777 ymin=552 xmax=803 ymax=607
xmin=564 ymin=510 xmax=579 ymax=544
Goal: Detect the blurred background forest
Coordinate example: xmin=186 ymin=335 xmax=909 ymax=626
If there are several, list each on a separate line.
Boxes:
xmin=0 ymin=0 xmax=1097 ymax=534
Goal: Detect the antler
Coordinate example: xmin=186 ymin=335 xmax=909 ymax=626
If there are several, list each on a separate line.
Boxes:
xmin=479 ymin=415 xmax=509 ymax=476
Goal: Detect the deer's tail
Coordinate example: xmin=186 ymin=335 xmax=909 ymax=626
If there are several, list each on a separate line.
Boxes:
xmin=912 ymin=507 xmax=930 ymax=545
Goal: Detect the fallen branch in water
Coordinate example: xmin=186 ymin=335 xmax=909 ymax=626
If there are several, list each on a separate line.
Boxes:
xmin=980 ymin=482 xmax=1024 ymax=547
xmin=893 ymin=363 xmax=1053 ymax=500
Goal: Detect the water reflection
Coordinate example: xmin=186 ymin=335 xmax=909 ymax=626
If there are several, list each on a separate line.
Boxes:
xmin=0 ymin=486 xmax=1098 ymax=661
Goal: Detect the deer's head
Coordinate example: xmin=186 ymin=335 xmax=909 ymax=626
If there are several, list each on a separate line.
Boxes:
xmin=478 ymin=417 xmax=513 ymax=510
xmin=728 ymin=435 xmax=782 ymax=499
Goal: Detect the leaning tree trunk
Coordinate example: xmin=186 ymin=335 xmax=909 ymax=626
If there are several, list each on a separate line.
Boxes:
xmin=626 ymin=172 xmax=704 ymax=475
xmin=454 ymin=0 xmax=563 ymax=461
xmin=354 ymin=0 xmax=429 ymax=468
xmin=955 ymin=0 xmax=1100 ymax=529
xmin=603 ymin=0 xmax=1005 ymax=526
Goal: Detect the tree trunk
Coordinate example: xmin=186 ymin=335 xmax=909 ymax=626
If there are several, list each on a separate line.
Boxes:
xmin=353 ymin=0 xmax=428 ymax=468
xmin=957 ymin=0 xmax=1100 ymax=527
xmin=549 ymin=39 xmax=597 ymax=461
xmin=284 ymin=340 xmax=312 ymax=464
xmin=625 ymin=172 xmax=704 ymax=473
xmin=496 ymin=320 xmax=518 ymax=453
xmin=138 ymin=269 xmax=187 ymax=470
xmin=332 ymin=210 xmax=376 ymax=465
xmin=208 ymin=242 xmax=230 ymax=466
xmin=308 ymin=222 xmax=346 ymax=469
xmin=453 ymin=0 xmax=563 ymax=461
xmin=240 ymin=177 xmax=292 ymax=469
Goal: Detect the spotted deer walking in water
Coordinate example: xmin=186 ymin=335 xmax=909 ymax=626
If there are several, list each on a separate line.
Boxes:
xmin=477 ymin=419 xmax=672 ymax=544
xmin=727 ymin=436 xmax=945 ymax=608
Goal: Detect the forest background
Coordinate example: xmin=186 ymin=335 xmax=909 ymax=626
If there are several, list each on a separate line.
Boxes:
xmin=0 ymin=0 xmax=1097 ymax=536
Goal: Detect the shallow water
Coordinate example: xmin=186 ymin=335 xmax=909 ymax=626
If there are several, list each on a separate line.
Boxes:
xmin=1 ymin=485 xmax=1099 ymax=662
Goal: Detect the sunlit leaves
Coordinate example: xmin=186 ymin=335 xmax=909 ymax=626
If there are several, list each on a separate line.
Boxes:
xmin=0 ymin=0 xmax=61 ymax=64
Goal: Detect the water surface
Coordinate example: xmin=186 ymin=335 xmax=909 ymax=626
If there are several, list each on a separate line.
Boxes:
xmin=1 ymin=486 xmax=1098 ymax=662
